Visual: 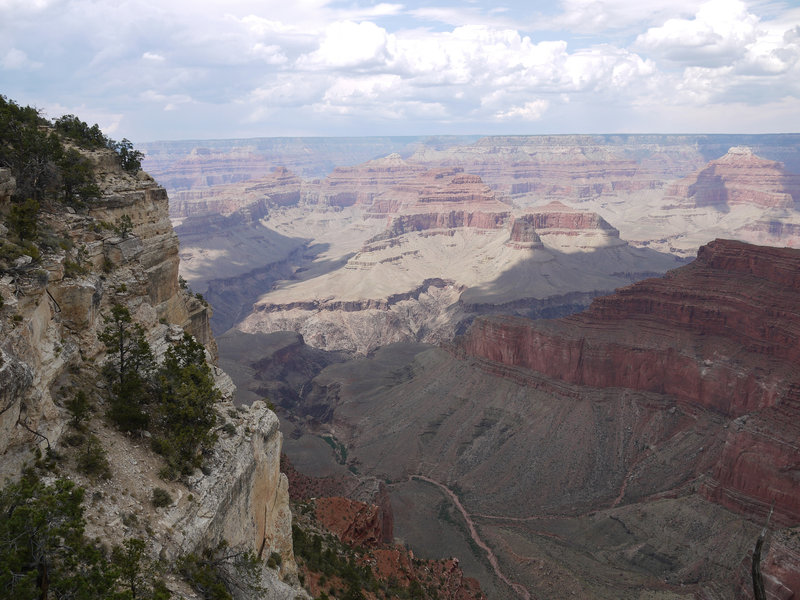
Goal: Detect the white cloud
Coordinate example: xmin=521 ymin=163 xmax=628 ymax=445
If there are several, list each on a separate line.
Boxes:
xmin=249 ymin=43 xmax=288 ymax=64
xmin=140 ymin=90 xmax=193 ymax=111
xmin=553 ymin=0 xmax=704 ymax=33
xmin=1 ymin=0 xmax=798 ymax=138
xmin=496 ymin=99 xmax=549 ymax=121
xmin=635 ymin=0 xmax=759 ymax=66
xmin=298 ymin=21 xmax=394 ymax=69
xmin=1 ymin=48 xmax=42 ymax=69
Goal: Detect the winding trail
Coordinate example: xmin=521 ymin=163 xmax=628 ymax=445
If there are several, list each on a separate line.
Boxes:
xmin=411 ymin=475 xmax=532 ymax=600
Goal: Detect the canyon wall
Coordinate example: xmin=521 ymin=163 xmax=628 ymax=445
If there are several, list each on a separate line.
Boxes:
xmin=0 ymin=145 xmax=303 ymax=598
xmin=460 ymin=239 xmax=800 ymax=525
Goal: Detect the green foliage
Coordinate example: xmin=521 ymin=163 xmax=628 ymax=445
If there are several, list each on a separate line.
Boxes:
xmin=57 ymin=147 xmax=100 ymax=205
xmin=178 ymin=542 xmax=263 ymax=600
xmin=179 ymin=552 xmax=232 ymax=600
xmin=0 ymin=96 xmax=61 ymax=201
xmin=111 ymin=538 xmax=149 ymax=599
xmin=151 ymin=487 xmax=173 ymax=508
xmin=99 ymin=304 xmax=155 ymax=432
xmin=152 ymin=334 xmax=219 ymax=475
xmin=1 ymin=96 xmax=145 ymax=210
xmin=7 ymin=197 xmax=40 ymax=242
xmin=66 ymin=389 xmax=91 ymax=428
xmin=114 ymin=214 xmax=134 ymax=238
xmin=64 ymin=258 xmax=89 ymax=278
xmin=53 ymin=114 xmax=109 ymax=149
xmin=112 ymin=138 xmax=144 ymax=174
xmin=76 ymin=434 xmax=111 ymax=479
xmin=0 ymin=470 xmax=117 ymax=599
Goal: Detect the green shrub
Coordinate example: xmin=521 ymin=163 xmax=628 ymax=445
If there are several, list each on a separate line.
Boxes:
xmin=76 ymin=435 xmax=110 ymax=479
xmin=63 ymin=259 xmax=88 ymax=279
xmin=7 ymin=198 xmax=39 ymax=241
xmin=65 ymin=390 xmax=91 ymax=428
xmin=151 ymin=487 xmax=173 ymax=508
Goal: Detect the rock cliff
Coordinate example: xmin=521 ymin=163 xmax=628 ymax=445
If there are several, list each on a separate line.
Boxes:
xmin=0 ymin=140 xmax=304 ymax=598
xmin=664 ymin=147 xmax=800 ymax=210
xmin=460 ymin=239 xmax=800 ymax=526
xmin=271 ymin=240 xmax=800 ymax=597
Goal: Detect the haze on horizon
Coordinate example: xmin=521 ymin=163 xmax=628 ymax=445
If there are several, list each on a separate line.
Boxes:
xmin=2 ymin=0 xmax=799 ymax=143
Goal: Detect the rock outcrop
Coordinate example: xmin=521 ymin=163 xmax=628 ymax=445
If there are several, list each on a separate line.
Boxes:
xmin=236 ymin=169 xmax=678 ymax=353
xmin=664 ymin=147 xmax=800 ymax=210
xmin=0 ymin=142 xmax=304 ymax=598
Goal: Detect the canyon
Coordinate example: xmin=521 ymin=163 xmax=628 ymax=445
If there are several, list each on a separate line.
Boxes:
xmin=253 ymin=240 xmax=800 ymax=599
xmin=137 ymin=133 xmax=800 ymax=599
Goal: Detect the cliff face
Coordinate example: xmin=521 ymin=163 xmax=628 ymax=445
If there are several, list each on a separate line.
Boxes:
xmin=0 ymin=145 xmax=303 ymax=598
xmin=460 ymin=239 xmax=800 ymax=526
xmin=664 ymin=147 xmax=800 ymax=210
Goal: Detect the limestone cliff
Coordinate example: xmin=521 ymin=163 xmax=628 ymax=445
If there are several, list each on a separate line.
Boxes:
xmin=0 ymin=141 xmax=304 ymax=598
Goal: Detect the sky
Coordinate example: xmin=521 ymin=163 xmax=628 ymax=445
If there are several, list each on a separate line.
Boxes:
xmin=1 ymin=0 xmax=799 ymax=141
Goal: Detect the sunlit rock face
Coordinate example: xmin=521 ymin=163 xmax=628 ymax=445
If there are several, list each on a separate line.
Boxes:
xmin=664 ymin=147 xmax=800 ymax=210
xmin=235 ymin=167 xmax=678 ymax=354
xmin=0 ymin=145 xmax=305 ymax=599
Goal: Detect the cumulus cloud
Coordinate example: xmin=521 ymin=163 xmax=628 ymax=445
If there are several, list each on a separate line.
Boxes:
xmin=553 ymin=0 xmax=704 ymax=33
xmin=298 ymin=21 xmax=394 ymax=69
xmin=635 ymin=0 xmax=758 ymax=66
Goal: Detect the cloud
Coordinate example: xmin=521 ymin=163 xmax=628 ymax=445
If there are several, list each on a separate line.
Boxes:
xmin=140 ymin=90 xmax=193 ymax=111
xmin=495 ymin=99 xmax=549 ymax=121
xmin=635 ymin=0 xmax=759 ymax=66
xmin=1 ymin=0 xmax=798 ymax=139
xmin=142 ymin=52 xmax=165 ymax=62
xmin=298 ymin=21 xmax=394 ymax=69
xmin=2 ymin=48 xmax=42 ymax=69
xmin=552 ymin=0 xmax=704 ymax=34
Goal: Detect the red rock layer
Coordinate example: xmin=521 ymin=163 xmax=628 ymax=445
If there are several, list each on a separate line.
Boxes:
xmin=459 ymin=239 xmax=800 ymax=524
xmin=517 ymin=201 xmax=619 ymax=233
xmin=664 ymin=147 xmax=800 ymax=210
xmin=314 ymin=496 xmax=390 ymax=548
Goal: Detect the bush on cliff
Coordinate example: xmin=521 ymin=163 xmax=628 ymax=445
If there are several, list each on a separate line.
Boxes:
xmin=0 ymin=470 xmax=115 ymax=598
xmin=99 ymin=304 xmax=155 ymax=432
xmin=99 ymin=309 xmax=220 ymax=477
xmin=152 ymin=333 xmax=220 ymax=477
xmin=0 ymin=96 xmax=145 ymax=253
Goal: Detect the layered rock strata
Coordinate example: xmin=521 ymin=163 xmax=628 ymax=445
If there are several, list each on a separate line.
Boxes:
xmin=663 ymin=147 xmax=800 ymax=210
xmin=238 ymin=171 xmax=677 ymax=353
xmin=460 ymin=239 xmax=800 ymax=525
xmin=0 ymin=146 xmax=303 ymax=598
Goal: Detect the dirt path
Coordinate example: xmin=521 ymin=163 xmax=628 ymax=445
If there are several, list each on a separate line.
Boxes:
xmin=412 ymin=475 xmax=532 ymax=600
